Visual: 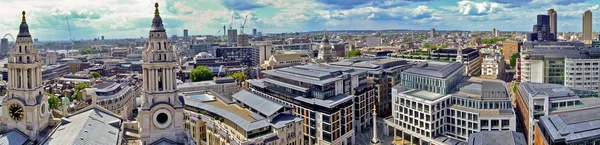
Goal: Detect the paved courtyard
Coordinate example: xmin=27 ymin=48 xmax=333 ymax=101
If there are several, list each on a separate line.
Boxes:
xmin=355 ymin=120 xmax=394 ymax=145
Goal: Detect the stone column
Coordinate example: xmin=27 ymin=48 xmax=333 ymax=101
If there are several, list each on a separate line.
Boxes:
xmin=371 ymin=105 xmax=380 ymax=145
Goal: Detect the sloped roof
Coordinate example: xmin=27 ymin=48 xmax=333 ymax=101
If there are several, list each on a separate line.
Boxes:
xmin=43 ymin=108 xmax=121 ymax=145
xmin=539 ymin=107 xmax=600 ymax=143
xmin=232 ymin=90 xmax=289 ymax=117
xmin=0 ymin=130 xmax=29 ymax=145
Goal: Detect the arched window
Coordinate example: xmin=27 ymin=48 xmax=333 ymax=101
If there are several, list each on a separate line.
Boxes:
xmin=19 ymin=56 xmax=22 ymax=63
xmin=158 ymin=42 xmax=161 ymax=50
xmin=164 ymin=42 xmax=167 ymax=50
xmin=24 ymin=46 xmax=27 ymax=53
xmin=19 ymin=46 xmax=22 ymax=53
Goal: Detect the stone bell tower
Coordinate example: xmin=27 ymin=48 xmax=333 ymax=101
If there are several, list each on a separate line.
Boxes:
xmin=137 ymin=3 xmax=186 ymax=145
xmin=2 ymin=11 xmax=50 ymax=139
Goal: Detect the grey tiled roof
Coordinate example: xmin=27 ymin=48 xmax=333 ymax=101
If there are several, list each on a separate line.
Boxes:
xmin=0 ymin=130 xmax=29 ymax=145
xmin=468 ymin=131 xmax=526 ymax=145
xmin=270 ymin=113 xmax=302 ymax=128
xmin=402 ymin=61 xmax=463 ymax=78
xmin=43 ymin=108 xmax=121 ymax=145
xmin=262 ymin=65 xmax=366 ymax=85
xmin=519 ymin=82 xmax=578 ymax=99
xmin=233 ymin=90 xmax=289 ymax=117
xmin=184 ymin=96 xmax=271 ymax=131
xmin=539 ymin=107 xmax=600 ymax=143
xmin=481 ymin=81 xmax=506 ymax=92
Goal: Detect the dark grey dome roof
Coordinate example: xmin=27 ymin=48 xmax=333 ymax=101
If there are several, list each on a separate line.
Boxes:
xmin=17 ymin=11 xmax=31 ymax=37
xmin=150 ymin=3 xmax=165 ymax=32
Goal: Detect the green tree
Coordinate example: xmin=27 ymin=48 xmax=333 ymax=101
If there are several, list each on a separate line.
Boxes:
xmin=440 ymin=45 xmax=448 ymax=49
xmin=510 ymin=53 xmax=520 ymax=68
xmin=346 ymin=50 xmax=362 ymax=57
xmin=229 ymin=72 xmax=247 ymax=82
xmin=190 ymin=66 xmax=213 ymax=82
xmin=90 ymin=72 xmax=101 ymax=78
xmin=72 ymin=83 xmax=89 ymax=101
xmin=0 ymin=89 xmax=7 ymax=96
xmin=47 ymin=93 xmax=60 ymax=109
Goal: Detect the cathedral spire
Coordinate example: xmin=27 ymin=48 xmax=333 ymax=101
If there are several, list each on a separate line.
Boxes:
xmin=18 ymin=11 xmax=31 ymax=37
xmin=154 ymin=2 xmax=159 ymax=16
xmin=22 ymin=11 xmax=26 ymax=22
xmin=150 ymin=2 xmax=165 ymax=32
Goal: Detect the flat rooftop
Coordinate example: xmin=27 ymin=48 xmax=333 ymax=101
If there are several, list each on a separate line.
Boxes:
xmin=519 ymin=82 xmax=578 ymax=100
xmin=451 ymin=105 xmax=514 ymax=117
xmin=405 ymin=89 xmax=445 ymax=101
xmin=402 ymin=61 xmax=463 ymax=78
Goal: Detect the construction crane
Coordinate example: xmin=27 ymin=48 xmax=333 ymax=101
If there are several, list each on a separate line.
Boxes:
xmin=240 ymin=15 xmax=248 ymax=34
xmin=66 ymin=17 xmax=74 ymax=54
xmin=215 ymin=30 xmax=221 ymax=35
xmin=229 ymin=13 xmax=234 ymax=30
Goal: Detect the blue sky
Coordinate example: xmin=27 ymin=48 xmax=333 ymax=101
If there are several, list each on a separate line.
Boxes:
xmin=1 ymin=0 xmax=599 ymax=41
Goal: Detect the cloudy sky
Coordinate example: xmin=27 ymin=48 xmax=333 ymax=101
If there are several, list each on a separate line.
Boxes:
xmin=1 ymin=0 xmax=599 ymax=41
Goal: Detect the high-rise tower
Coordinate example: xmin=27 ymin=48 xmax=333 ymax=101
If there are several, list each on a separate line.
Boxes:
xmin=137 ymin=3 xmax=187 ymax=144
xmin=548 ymin=9 xmax=557 ymax=40
xmin=583 ymin=10 xmax=593 ymax=46
xmin=2 ymin=11 xmax=50 ymax=139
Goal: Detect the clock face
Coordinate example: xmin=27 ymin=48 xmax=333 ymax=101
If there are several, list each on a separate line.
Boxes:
xmin=9 ymin=103 xmax=24 ymax=121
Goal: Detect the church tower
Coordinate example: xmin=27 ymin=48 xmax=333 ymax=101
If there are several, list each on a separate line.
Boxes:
xmin=2 ymin=11 xmax=50 ymax=139
xmin=137 ymin=3 xmax=186 ymax=144
xmin=317 ymin=29 xmax=333 ymax=62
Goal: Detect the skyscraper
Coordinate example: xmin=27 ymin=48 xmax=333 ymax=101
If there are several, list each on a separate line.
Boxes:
xmin=583 ymin=10 xmax=593 ymax=46
xmin=430 ymin=28 xmax=435 ymax=38
xmin=531 ymin=15 xmax=555 ymax=41
xmin=549 ymin=9 xmax=557 ymax=40
xmin=252 ymin=28 xmax=257 ymax=36
xmin=183 ymin=29 xmax=188 ymax=38
xmin=0 ymin=38 xmax=8 ymax=52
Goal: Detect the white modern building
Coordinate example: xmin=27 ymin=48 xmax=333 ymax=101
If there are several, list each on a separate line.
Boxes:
xmin=481 ymin=54 xmax=505 ymax=80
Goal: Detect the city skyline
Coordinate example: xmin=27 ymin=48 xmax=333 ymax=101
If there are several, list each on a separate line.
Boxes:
xmin=1 ymin=0 xmax=600 ymax=41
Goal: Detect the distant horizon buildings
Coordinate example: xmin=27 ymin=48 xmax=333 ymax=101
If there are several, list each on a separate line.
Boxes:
xmin=183 ymin=29 xmax=188 ymax=38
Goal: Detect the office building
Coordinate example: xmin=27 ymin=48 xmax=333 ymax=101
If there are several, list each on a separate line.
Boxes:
xmin=531 ymin=15 xmax=555 ymax=42
xmin=430 ymin=28 xmax=435 ymax=38
xmin=214 ymin=46 xmax=259 ymax=67
xmin=401 ymin=61 xmax=465 ymax=95
xmin=249 ymin=65 xmax=379 ymax=145
xmin=481 ymin=54 xmax=505 ymax=80
xmin=262 ymin=53 xmax=311 ymax=69
xmin=177 ymin=77 xmax=239 ymax=98
xmin=101 ymin=36 xmax=104 ymax=40
xmin=84 ymin=82 xmax=137 ymax=120
xmin=583 ymin=10 xmax=593 ymax=47
xmin=519 ymin=41 xmax=589 ymax=85
xmin=330 ymin=57 xmax=414 ymax=117
xmin=502 ymin=40 xmax=522 ymax=63
xmin=536 ymin=107 xmax=600 ymax=145
xmin=182 ymin=90 xmax=303 ymax=145
xmin=237 ymin=34 xmax=249 ymax=46
xmin=253 ymin=41 xmax=273 ymax=65
xmin=392 ymin=48 xmax=482 ymax=76
xmin=548 ymin=9 xmax=557 ymax=40
xmin=514 ymin=82 xmax=600 ymax=144
xmin=468 ymin=131 xmax=526 ymax=145
xmin=387 ymin=76 xmax=517 ymax=144
xmin=273 ymin=43 xmax=312 ymax=54
xmin=366 ymin=37 xmax=383 ymax=47
xmin=227 ymin=29 xmax=238 ymax=46
xmin=183 ymin=29 xmax=188 ymax=38
xmin=252 ymin=28 xmax=257 ymax=36
xmin=137 ymin=3 xmax=190 ymax=144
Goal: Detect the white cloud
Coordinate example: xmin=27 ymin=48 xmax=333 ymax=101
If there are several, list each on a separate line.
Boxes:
xmin=457 ymin=1 xmax=502 ymax=16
